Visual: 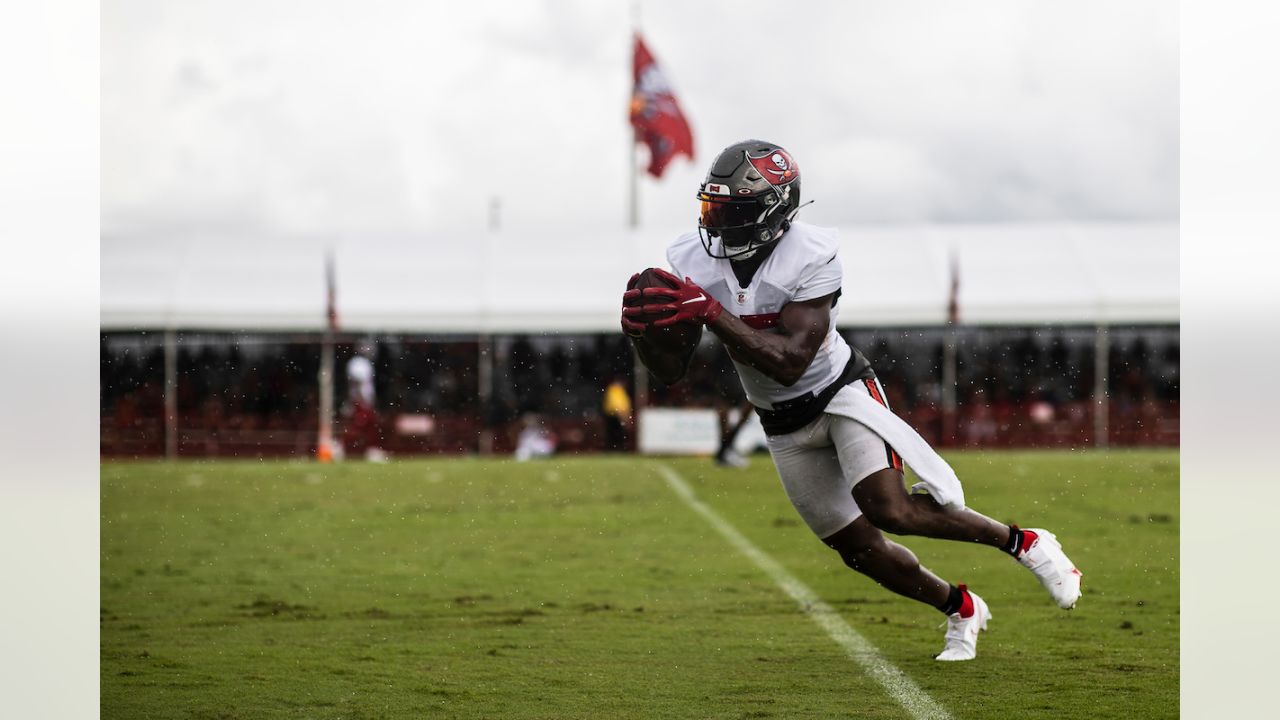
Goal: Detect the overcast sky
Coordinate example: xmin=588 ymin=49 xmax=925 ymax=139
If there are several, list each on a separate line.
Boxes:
xmin=102 ymin=0 xmax=1178 ymax=241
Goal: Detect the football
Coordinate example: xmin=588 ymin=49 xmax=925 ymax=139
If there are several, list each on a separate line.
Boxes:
xmin=627 ymin=268 xmax=702 ymax=352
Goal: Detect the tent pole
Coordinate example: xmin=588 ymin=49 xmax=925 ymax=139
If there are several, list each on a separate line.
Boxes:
xmin=318 ymin=249 xmax=338 ymax=462
xmin=478 ymin=334 xmax=494 ymax=455
xmin=164 ymin=329 xmax=178 ymax=459
xmin=941 ymin=327 xmax=957 ymax=446
xmin=633 ymin=352 xmax=648 ymax=412
xmin=1093 ymin=324 xmax=1109 ymax=448
xmin=318 ymin=331 xmax=335 ymax=460
xmin=633 ymin=353 xmax=648 ymax=454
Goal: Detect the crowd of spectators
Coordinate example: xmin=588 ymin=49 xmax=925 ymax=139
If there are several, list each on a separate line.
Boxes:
xmin=844 ymin=326 xmax=1180 ymax=447
xmin=101 ymin=325 xmax=1179 ymax=457
xmin=846 ymin=326 xmax=1180 ymax=408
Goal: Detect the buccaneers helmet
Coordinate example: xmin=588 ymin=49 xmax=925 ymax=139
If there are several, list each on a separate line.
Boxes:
xmin=696 ymin=140 xmax=803 ymax=259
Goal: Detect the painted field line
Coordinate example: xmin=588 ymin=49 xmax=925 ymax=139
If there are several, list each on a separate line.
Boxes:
xmin=657 ymin=464 xmax=951 ymax=720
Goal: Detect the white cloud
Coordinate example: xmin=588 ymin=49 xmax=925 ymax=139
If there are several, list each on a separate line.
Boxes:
xmin=102 ymin=0 xmax=1178 ymax=241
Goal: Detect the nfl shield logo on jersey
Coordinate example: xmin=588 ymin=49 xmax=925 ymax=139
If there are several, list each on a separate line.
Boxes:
xmin=736 ymin=291 xmax=747 ymax=304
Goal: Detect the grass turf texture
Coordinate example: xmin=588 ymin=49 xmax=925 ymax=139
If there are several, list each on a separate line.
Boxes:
xmin=102 ymin=450 xmax=1178 ymax=719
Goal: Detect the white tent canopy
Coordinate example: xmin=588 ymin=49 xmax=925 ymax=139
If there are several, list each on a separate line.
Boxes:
xmin=100 ymin=222 xmax=1178 ymax=332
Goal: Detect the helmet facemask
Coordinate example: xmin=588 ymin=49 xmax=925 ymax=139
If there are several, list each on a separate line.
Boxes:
xmin=698 ymin=183 xmax=796 ymax=260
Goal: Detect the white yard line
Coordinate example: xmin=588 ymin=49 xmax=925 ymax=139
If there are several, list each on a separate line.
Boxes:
xmin=657 ymin=464 xmax=952 ymax=720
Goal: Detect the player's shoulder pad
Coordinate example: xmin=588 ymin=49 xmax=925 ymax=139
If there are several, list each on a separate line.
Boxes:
xmin=787 ymin=220 xmax=841 ymax=263
xmin=771 ymin=221 xmax=841 ymax=281
xmin=666 ymin=230 xmax=708 ymax=278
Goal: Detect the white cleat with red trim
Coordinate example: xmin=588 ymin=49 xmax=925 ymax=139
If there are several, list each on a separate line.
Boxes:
xmin=936 ymin=586 xmax=990 ymax=661
xmin=1015 ymin=528 xmax=1083 ymax=609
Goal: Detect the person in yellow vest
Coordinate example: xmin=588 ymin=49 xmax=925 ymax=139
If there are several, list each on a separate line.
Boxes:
xmin=602 ymin=376 xmax=632 ymax=451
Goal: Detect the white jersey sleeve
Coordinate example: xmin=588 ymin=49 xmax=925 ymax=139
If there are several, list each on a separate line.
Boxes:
xmin=794 ymin=251 xmax=843 ymax=302
xmin=665 ymin=232 xmax=705 ymax=281
xmin=792 ymin=226 xmax=843 ymax=302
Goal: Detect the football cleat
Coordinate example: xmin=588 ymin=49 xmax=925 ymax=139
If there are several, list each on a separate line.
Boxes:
xmin=1015 ymin=528 xmax=1083 ymax=609
xmin=936 ymin=587 xmax=990 ymax=662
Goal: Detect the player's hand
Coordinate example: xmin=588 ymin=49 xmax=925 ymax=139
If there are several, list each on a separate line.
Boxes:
xmin=621 ymin=312 xmax=647 ymax=338
xmin=622 ymin=268 xmax=723 ymax=327
xmin=621 ymin=273 xmax=647 ymax=337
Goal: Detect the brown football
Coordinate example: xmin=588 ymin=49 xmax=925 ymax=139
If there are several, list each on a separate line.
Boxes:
xmin=626 ymin=268 xmax=702 ymax=352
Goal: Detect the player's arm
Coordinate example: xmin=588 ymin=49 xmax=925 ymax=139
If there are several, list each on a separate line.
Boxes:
xmin=620 ymin=271 xmax=701 ymax=384
xmin=705 ymin=295 xmax=831 ymax=387
xmin=624 ymin=268 xmax=830 ymax=388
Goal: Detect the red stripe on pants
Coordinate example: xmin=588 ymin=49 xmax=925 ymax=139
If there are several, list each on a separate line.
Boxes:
xmin=862 ymin=379 xmax=903 ymax=471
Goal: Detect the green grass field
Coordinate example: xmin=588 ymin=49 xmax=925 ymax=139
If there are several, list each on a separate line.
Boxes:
xmin=101 ymin=450 xmax=1178 ymax=719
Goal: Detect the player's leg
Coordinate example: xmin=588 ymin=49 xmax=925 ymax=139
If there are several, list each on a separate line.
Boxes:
xmin=852 ymin=467 xmax=1012 ymax=548
xmin=812 ymin=412 xmax=993 ymax=659
xmin=814 ymin=411 xmax=983 ymax=608
xmin=851 ymin=468 xmax=1083 ymax=609
xmin=833 ymin=414 xmax=1083 ymax=609
xmin=766 ymin=418 xmax=972 ymax=615
xmin=767 ymin=419 xmax=991 ymax=660
xmin=715 ymin=399 xmax=755 ymax=467
xmin=820 ymin=515 xmax=949 ymax=607
xmin=829 ymin=378 xmax=1013 ymax=547
xmin=821 ymin=516 xmax=990 ymax=661
xmin=765 ymin=415 xmax=863 ymax=540
xmin=719 ymin=400 xmax=754 ymax=451
xmin=820 ymin=516 xmax=989 ymax=661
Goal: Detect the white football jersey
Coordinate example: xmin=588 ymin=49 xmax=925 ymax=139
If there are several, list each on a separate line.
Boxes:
xmin=667 ymin=221 xmax=851 ymax=410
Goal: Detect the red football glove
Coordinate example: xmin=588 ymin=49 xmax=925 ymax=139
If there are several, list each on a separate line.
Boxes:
xmin=621 ymin=268 xmax=723 ymax=328
xmin=620 ymin=272 xmax=647 ymax=337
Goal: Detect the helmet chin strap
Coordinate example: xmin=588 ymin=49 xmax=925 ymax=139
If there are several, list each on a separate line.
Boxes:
xmin=723 ymin=232 xmax=773 ymax=260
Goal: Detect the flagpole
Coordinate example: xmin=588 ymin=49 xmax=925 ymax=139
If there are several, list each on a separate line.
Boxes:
xmin=941 ymin=248 xmax=959 ymax=447
xmin=629 ymin=131 xmax=639 ymax=229
xmin=628 ymin=2 xmax=647 ymax=426
xmin=628 ymin=3 xmax=640 ymax=230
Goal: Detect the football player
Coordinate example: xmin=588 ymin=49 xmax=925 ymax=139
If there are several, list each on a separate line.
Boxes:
xmin=621 ymin=140 xmax=1082 ymax=661
xmin=343 ymin=340 xmax=387 ymax=462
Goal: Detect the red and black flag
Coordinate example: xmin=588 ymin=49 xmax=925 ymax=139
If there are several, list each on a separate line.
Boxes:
xmin=629 ymin=33 xmax=694 ymax=178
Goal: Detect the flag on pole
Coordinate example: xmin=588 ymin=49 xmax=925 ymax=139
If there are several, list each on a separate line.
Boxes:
xmin=629 ymin=33 xmax=694 ymax=178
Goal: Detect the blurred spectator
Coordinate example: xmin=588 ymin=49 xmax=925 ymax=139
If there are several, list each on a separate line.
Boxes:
xmin=602 ymin=376 xmax=632 ymax=451
xmin=1156 ymin=341 xmax=1179 ymax=401
xmin=963 ymin=403 xmax=999 ymax=446
xmin=509 ymin=335 xmax=540 ymax=413
xmin=715 ymin=400 xmax=755 ymax=468
xmin=100 ymin=325 xmax=1179 ymax=456
xmin=343 ymin=340 xmax=387 ymax=462
xmin=513 ymin=414 xmax=557 ymax=461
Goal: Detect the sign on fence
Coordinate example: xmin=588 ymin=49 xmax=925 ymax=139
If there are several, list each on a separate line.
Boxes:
xmin=637 ymin=408 xmax=720 ymax=455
